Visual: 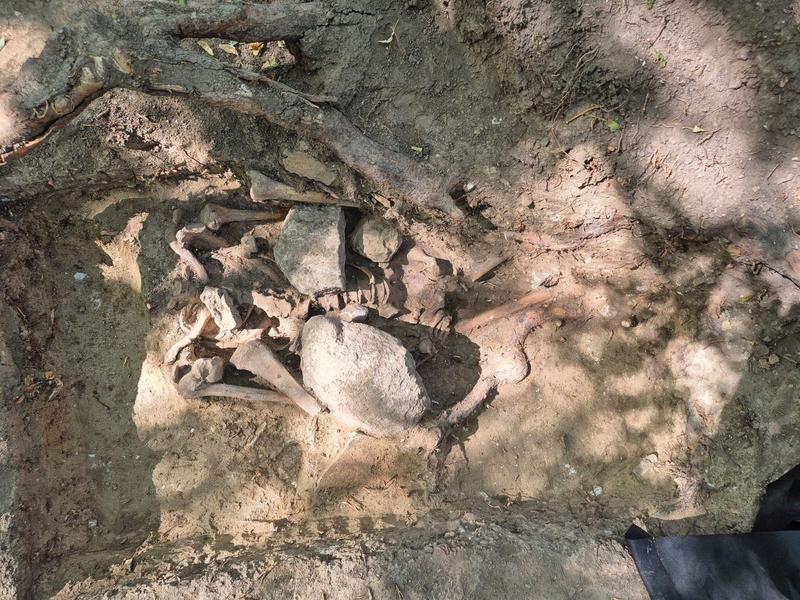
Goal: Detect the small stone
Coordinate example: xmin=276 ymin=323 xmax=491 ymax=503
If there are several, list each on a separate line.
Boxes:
xmin=73 ymin=272 xmax=88 ymax=282
xmin=590 ymin=485 xmax=603 ymax=498
xmin=768 ymin=353 xmax=780 ymax=365
xmin=274 ymin=206 xmax=346 ymax=296
xmin=301 ymin=316 xmax=430 ymax=436
xmin=281 ymin=151 xmax=336 ymax=186
xmin=340 ymin=304 xmax=369 ymax=323
xmin=418 ymin=337 xmax=434 ymax=355
xmin=200 ymin=287 xmax=242 ymax=333
xmin=350 ymin=216 xmax=403 ymax=264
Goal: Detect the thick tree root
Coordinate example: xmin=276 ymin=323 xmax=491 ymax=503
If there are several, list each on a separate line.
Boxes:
xmin=0 ymin=1 xmax=463 ymax=219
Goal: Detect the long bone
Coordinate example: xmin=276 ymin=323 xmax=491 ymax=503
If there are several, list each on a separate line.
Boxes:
xmin=177 ymin=357 xmax=292 ymax=404
xmin=199 ymin=203 xmax=284 ymax=231
xmin=230 ymin=339 xmax=321 ymax=416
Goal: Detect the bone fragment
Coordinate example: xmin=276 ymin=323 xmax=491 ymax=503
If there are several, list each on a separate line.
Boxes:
xmin=176 ymin=223 xmax=228 ymax=249
xmin=455 ymin=291 xmax=553 ymax=334
xmin=168 ymin=225 xmax=209 ymax=282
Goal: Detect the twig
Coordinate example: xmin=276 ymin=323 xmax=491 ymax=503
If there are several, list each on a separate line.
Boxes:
xmin=648 ymin=17 xmax=668 ymax=47
xmin=566 ymin=103 xmax=603 ymax=124
xmin=245 ymin=422 xmax=267 ymax=448
xmin=767 ymin=164 xmax=779 ymax=180
xmin=697 ymin=128 xmax=721 ymax=146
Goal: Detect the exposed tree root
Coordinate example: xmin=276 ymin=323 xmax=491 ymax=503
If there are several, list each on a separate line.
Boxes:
xmin=0 ymin=1 xmax=463 ymax=219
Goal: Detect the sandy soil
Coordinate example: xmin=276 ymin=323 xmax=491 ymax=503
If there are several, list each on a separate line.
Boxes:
xmin=2 ymin=0 xmax=800 ymax=597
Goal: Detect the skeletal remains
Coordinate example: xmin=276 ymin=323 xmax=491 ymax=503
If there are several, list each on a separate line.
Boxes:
xmin=164 ymin=167 xmax=565 ymax=449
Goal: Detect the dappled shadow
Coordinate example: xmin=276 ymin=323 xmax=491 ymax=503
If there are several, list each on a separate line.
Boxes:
xmin=4 ymin=0 xmax=800 ymax=596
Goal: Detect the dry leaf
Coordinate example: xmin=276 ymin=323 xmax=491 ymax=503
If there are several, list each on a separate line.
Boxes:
xmin=218 ymin=43 xmax=238 ymax=56
xmin=691 ymin=126 xmax=705 ymax=133
xmin=249 ymin=42 xmax=264 ymax=56
xmin=260 ymin=57 xmax=279 ymax=70
xmin=196 ymin=40 xmax=214 ymax=56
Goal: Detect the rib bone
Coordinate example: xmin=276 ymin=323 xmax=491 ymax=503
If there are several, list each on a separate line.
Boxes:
xmin=164 ymin=305 xmax=212 ymax=364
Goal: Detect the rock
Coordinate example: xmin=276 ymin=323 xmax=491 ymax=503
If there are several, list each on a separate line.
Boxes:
xmin=339 ymin=304 xmax=369 ymax=323
xmin=351 ymin=216 xmax=403 ymax=263
xmin=274 ymin=206 xmax=346 ymax=296
xmin=200 ymin=287 xmax=242 ymax=333
xmin=281 ymin=151 xmax=337 ymax=186
xmin=301 ymin=316 xmax=430 ymax=436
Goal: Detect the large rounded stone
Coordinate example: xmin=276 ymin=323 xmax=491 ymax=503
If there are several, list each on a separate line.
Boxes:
xmin=300 ymin=316 xmax=430 ymax=436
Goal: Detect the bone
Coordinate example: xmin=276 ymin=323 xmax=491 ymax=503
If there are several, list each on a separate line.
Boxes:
xmin=469 ymin=254 xmax=509 ymax=282
xmin=177 ymin=357 xmax=292 ymax=404
xmin=249 ymin=290 xmax=309 ymax=319
xmin=164 ymin=305 xmax=212 ymax=364
xmin=454 ymin=291 xmax=554 ymax=334
xmin=199 ymin=202 xmax=284 ymax=231
xmin=168 ymin=224 xmax=209 ymax=282
xmin=248 ymin=170 xmax=359 ymax=208
xmin=406 ymin=309 xmax=543 ymax=451
xmin=176 ymin=223 xmax=228 ymax=249
xmin=214 ymin=328 xmax=266 ymax=349
xmin=230 ymin=339 xmax=321 ymax=416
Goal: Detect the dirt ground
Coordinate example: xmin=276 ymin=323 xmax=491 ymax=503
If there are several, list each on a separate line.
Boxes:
xmin=2 ymin=0 xmax=800 ymax=597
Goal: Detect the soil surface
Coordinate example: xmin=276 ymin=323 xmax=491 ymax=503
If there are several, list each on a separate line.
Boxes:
xmin=2 ymin=0 xmax=800 ymax=597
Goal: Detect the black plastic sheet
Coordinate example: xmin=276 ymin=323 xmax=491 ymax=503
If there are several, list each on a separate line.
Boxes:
xmin=626 ymin=464 xmax=800 ymax=599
